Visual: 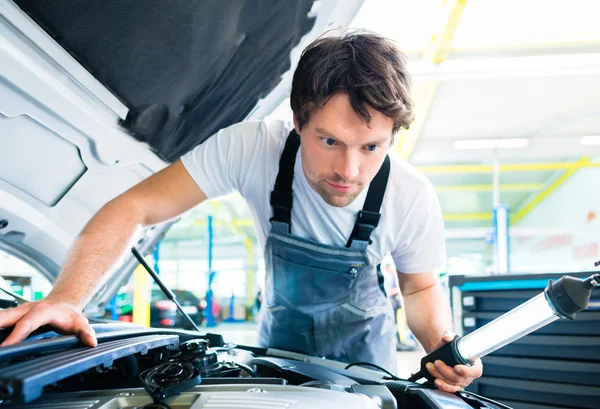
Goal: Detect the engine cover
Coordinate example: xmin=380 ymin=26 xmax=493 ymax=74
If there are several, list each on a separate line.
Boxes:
xmin=6 ymin=384 xmax=382 ymax=409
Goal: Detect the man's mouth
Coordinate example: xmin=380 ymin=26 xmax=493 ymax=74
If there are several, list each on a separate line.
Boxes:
xmin=326 ymin=181 xmax=354 ymax=192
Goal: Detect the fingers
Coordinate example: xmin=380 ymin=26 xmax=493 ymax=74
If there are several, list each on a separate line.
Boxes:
xmin=37 ymin=304 xmax=97 ymax=348
xmin=1 ymin=306 xmax=52 ymax=346
xmin=427 ymin=361 xmax=465 ymax=393
xmin=456 ymin=359 xmax=483 ymax=379
xmin=0 ymin=303 xmax=32 ymax=331
xmin=79 ymin=329 xmax=97 ymax=348
xmin=0 ymin=301 xmax=98 ymax=348
xmin=434 ymin=378 xmax=464 ymax=393
xmin=426 ymin=361 xmax=443 ymax=379
xmin=74 ymin=316 xmax=97 ymax=347
xmin=433 ymin=360 xmax=467 ymax=385
xmin=426 ymin=361 xmax=471 ymax=387
xmin=426 ymin=360 xmax=476 ymax=392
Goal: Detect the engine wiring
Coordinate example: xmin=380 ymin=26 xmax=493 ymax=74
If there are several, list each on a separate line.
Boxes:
xmin=344 ymin=362 xmax=401 ymax=381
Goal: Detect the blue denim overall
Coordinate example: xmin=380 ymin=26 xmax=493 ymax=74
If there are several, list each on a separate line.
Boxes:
xmin=257 ymin=131 xmax=398 ymax=373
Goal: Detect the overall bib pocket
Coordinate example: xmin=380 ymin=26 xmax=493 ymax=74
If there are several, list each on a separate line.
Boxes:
xmin=272 ymin=254 xmax=363 ymax=306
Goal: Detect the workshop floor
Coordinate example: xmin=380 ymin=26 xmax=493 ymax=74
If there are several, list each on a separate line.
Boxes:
xmin=213 ymin=322 xmax=424 ymax=379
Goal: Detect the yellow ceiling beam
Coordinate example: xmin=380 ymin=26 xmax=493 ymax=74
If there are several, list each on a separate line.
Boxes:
xmin=229 ymin=219 xmax=254 ymax=227
xmin=191 ymin=198 xmax=254 ymax=236
xmin=435 ymin=183 xmax=544 ymax=192
xmin=394 ymin=0 xmax=466 ymax=160
xmin=444 ymin=213 xmax=493 ymax=221
xmin=511 ymin=156 xmax=592 ymax=225
xmin=394 ymin=81 xmax=438 ymax=160
xmin=424 ymin=0 xmax=468 ymax=63
xmin=419 ymin=161 xmax=600 ymax=174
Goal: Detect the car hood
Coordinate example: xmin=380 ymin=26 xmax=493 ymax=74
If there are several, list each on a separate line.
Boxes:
xmin=0 ymin=0 xmax=363 ymax=314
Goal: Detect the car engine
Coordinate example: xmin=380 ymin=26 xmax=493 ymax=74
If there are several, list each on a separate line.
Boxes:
xmin=0 ymin=324 xmax=510 ymax=409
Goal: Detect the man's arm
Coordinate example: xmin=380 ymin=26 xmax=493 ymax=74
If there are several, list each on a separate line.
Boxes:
xmin=49 ymin=159 xmax=206 ymax=309
xmin=397 ymin=270 xmax=452 ymax=353
xmin=399 ymin=270 xmax=483 ymax=392
xmin=0 ymin=159 xmax=206 ymax=346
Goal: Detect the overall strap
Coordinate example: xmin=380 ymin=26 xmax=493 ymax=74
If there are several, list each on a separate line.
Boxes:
xmin=346 ymin=155 xmax=391 ymax=248
xmin=269 ymin=130 xmax=300 ymax=233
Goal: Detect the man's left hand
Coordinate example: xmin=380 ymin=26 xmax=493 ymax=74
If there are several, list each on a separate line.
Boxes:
xmin=425 ymin=332 xmax=483 ymax=393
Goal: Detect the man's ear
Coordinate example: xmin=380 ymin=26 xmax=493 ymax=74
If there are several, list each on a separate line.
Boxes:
xmin=292 ymin=114 xmax=301 ymax=136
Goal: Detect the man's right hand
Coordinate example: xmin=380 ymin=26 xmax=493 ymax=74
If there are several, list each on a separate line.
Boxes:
xmin=0 ymin=299 xmax=97 ymax=347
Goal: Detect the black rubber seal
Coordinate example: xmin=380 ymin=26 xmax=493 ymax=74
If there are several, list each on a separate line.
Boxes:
xmin=544 ymin=276 xmax=592 ymax=320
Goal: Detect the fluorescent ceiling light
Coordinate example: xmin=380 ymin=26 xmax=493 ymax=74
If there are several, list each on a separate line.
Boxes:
xmin=453 ymin=138 xmax=530 ymax=150
xmin=580 ymin=135 xmax=600 ymax=146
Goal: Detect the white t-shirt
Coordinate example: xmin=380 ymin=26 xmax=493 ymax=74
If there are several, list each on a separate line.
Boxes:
xmin=180 ymin=120 xmax=447 ymax=273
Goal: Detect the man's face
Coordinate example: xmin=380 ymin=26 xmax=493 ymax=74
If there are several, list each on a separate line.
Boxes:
xmin=295 ymin=93 xmax=393 ymax=208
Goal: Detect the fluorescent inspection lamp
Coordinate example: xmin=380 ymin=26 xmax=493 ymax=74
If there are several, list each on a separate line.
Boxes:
xmin=408 ymin=270 xmax=600 ymax=383
xmin=453 ymin=138 xmax=529 ymax=150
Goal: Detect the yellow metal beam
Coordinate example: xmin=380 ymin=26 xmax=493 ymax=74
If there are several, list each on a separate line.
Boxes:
xmin=394 ymin=81 xmax=438 ymax=160
xmin=132 ymin=262 xmax=151 ymax=327
xmin=192 ymin=218 xmax=254 ymax=228
xmin=394 ymin=0 xmax=466 ymax=160
xmin=424 ymin=0 xmax=468 ymax=63
xmin=444 ymin=213 xmax=493 ymax=221
xmin=245 ymin=238 xmax=255 ymax=310
xmin=419 ymin=161 xmax=600 ymax=174
xmin=512 ymin=156 xmax=592 ymax=224
xmin=435 ymin=183 xmax=543 ymax=192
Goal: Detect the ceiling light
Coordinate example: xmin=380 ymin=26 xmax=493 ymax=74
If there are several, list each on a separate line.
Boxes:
xmin=580 ymin=136 xmax=600 ymax=146
xmin=453 ymin=138 xmax=529 ymax=150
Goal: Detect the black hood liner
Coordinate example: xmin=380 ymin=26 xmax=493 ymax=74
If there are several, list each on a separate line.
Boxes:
xmin=14 ymin=0 xmax=315 ymax=162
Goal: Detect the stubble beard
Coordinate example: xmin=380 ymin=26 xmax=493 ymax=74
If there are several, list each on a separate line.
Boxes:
xmin=304 ymin=168 xmax=363 ymax=208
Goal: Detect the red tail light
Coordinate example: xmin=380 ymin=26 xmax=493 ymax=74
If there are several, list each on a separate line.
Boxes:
xmin=160 ymin=318 xmax=175 ymax=326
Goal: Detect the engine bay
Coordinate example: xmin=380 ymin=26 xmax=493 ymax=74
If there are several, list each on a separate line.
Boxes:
xmin=0 ymin=323 xmax=509 ymax=409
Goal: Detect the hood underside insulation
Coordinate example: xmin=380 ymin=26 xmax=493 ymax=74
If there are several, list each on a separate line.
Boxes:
xmin=15 ymin=0 xmax=315 ymax=161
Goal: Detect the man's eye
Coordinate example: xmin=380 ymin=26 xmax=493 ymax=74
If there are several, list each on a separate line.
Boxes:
xmin=366 ymin=144 xmax=378 ymax=152
xmin=322 ymin=138 xmax=336 ymax=146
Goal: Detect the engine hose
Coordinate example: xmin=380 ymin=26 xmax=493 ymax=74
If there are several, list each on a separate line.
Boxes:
xmin=384 ymin=381 xmax=412 ymax=408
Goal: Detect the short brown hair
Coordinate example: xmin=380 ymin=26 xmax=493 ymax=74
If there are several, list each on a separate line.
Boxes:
xmin=290 ymin=30 xmax=413 ymax=135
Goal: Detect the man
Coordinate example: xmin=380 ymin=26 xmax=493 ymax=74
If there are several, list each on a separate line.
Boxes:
xmin=0 ymin=31 xmax=481 ymax=392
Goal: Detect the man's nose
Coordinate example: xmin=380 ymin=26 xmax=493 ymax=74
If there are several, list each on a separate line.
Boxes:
xmin=334 ymin=151 xmax=360 ymax=181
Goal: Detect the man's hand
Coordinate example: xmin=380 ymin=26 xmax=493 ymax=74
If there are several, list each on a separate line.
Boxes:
xmin=0 ymin=299 xmax=96 ymax=347
xmin=425 ymin=332 xmax=483 ymax=393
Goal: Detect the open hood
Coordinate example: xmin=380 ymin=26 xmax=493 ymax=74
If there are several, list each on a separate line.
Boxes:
xmin=0 ymin=0 xmax=363 ymax=314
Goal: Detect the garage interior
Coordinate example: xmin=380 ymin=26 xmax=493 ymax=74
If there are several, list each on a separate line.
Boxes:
xmin=1 ymin=1 xmax=599 ymax=408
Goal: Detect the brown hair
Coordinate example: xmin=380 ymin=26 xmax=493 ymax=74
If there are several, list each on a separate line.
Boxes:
xmin=290 ymin=30 xmax=414 ymax=136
